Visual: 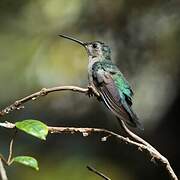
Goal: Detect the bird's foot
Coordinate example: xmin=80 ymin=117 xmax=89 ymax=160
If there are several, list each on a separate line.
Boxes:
xmin=87 ymin=85 xmax=94 ymax=97
xmin=87 ymin=85 xmax=100 ymax=98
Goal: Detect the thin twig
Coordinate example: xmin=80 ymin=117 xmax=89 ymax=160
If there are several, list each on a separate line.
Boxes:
xmin=119 ymin=119 xmax=155 ymax=149
xmin=0 ymin=159 xmax=8 ymax=180
xmin=0 ymin=121 xmax=178 ymax=180
xmin=0 ymin=130 xmax=18 ymax=180
xmin=7 ymin=130 xmax=17 ymax=165
xmin=7 ymin=139 xmax=13 ymax=165
xmin=87 ymin=165 xmax=111 ymax=180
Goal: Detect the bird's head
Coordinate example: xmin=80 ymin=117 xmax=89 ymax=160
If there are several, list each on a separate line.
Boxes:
xmin=85 ymin=41 xmax=111 ymax=59
xmin=59 ymin=34 xmax=111 ymax=60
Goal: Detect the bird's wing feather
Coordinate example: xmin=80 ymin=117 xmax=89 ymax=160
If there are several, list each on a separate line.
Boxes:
xmin=92 ymin=62 xmax=143 ymax=129
xmin=103 ymin=62 xmax=134 ymax=97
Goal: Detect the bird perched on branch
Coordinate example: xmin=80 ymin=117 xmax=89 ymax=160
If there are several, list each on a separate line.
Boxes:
xmin=59 ymin=34 xmax=143 ymax=130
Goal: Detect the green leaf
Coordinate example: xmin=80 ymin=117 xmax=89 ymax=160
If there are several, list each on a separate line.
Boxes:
xmin=12 ymin=156 xmax=39 ymax=171
xmin=15 ymin=120 xmax=48 ymax=140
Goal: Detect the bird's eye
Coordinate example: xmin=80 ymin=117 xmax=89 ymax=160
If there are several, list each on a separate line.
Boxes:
xmin=92 ymin=43 xmax=97 ymax=48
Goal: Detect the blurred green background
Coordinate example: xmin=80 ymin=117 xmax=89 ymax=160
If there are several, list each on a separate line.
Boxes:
xmin=0 ymin=0 xmax=180 ymax=179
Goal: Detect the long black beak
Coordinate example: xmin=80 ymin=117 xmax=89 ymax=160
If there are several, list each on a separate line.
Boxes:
xmin=59 ymin=34 xmax=86 ymax=47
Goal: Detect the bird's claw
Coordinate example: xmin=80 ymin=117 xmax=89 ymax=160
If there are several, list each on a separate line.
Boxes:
xmin=87 ymin=85 xmax=100 ymax=98
xmin=87 ymin=86 xmax=94 ymax=97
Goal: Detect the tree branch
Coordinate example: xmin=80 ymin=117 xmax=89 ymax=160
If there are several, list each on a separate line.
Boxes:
xmin=119 ymin=120 xmax=178 ymax=180
xmin=0 ymin=85 xmax=178 ymax=180
xmin=0 ymin=121 xmax=178 ymax=180
xmin=0 ymin=85 xmax=99 ymax=117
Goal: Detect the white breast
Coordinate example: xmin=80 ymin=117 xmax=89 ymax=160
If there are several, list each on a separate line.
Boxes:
xmin=88 ymin=56 xmax=99 ymax=84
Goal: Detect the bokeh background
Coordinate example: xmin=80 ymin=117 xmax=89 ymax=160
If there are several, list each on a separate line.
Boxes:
xmin=0 ymin=0 xmax=180 ymax=179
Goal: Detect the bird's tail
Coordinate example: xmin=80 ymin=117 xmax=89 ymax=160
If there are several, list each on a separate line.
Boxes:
xmin=119 ymin=99 xmax=144 ymax=130
xmin=117 ymin=107 xmax=144 ymax=131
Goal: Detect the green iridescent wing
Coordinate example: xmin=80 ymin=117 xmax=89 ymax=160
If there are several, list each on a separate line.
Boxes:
xmin=92 ymin=61 xmax=143 ymax=129
xmin=112 ymin=73 xmax=133 ymax=106
xmin=101 ymin=61 xmax=133 ymax=100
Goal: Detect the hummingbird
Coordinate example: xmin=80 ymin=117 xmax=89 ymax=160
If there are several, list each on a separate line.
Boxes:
xmin=59 ymin=34 xmax=143 ymax=130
